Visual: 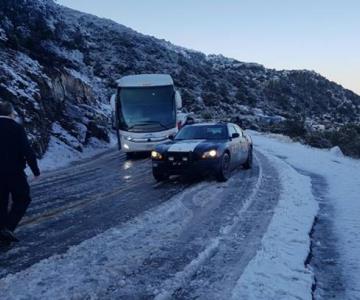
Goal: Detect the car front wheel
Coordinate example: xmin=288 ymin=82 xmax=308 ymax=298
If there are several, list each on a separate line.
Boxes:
xmin=216 ymin=153 xmax=231 ymax=182
xmin=243 ymin=147 xmax=253 ymax=169
xmin=153 ymin=169 xmax=169 ymax=182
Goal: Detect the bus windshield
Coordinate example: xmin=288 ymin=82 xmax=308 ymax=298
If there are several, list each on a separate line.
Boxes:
xmin=119 ymin=85 xmax=176 ymax=132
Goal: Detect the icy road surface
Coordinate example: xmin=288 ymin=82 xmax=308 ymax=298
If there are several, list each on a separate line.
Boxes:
xmin=0 ymin=146 xmax=317 ymax=299
xmin=0 ymin=150 xmax=190 ymax=276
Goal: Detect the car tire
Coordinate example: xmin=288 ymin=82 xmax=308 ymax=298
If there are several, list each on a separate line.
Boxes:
xmin=243 ymin=147 xmax=253 ymax=169
xmin=216 ymin=152 xmax=231 ymax=182
xmin=153 ymin=169 xmax=169 ymax=182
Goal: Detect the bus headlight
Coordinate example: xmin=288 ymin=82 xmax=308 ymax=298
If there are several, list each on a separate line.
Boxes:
xmin=151 ymin=151 xmax=163 ymax=160
xmin=202 ymin=149 xmax=217 ymax=159
xmin=124 ymin=135 xmax=133 ymax=141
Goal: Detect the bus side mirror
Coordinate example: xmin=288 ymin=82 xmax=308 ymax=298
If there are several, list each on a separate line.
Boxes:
xmin=110 ymin=94 xmax=117 ymax=130
xmin=231 ymin=133 xmax=240 ymax=139
xmin=175 ymin=91 xmax=182 ymax=109
xmin=110 ymin=94 xmax=116 ymax=109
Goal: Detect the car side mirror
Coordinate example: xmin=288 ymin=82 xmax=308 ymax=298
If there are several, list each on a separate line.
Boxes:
xmin=168 ymin=134 xmax=175 ymax=140
xmin=232 ymin=133 xmax=240 ymax=139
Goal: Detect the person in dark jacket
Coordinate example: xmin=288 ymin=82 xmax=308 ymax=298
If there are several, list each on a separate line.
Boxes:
xmin=0 ymin=101 xmax=40 ymax=246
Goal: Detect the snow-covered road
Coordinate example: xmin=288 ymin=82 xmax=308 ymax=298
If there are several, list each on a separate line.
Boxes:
xmin=0 ymin=146 xmax=290 ymax=299
xmin=0 ymin=150 xmax=190 ymax=276
xmin=5 ymin=132 xmax=355 ymax=299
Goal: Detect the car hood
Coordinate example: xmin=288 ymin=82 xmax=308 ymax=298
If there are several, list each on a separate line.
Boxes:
xmin=156 ymin=139 xmax=227 ymax=153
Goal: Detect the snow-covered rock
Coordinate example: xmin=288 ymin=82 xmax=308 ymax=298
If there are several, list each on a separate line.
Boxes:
xmin=330 ymin=146 xmax=344 ymax=157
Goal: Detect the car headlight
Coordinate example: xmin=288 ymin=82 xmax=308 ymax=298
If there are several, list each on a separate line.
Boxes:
xmin=151 ymin=151 xmax=163 ymax=160
xmin=202 ymin=149 xmax=218 ymax=159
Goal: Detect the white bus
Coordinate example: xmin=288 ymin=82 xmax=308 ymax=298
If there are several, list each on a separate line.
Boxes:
xmin=111 ymin=74 xmax=183 ymax=155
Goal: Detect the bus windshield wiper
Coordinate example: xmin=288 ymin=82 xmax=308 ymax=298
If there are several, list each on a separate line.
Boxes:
xmin=128 ymin=121 xmax=170 ymax=130
xmin=127 ymin=123 xmax=153 ymax=130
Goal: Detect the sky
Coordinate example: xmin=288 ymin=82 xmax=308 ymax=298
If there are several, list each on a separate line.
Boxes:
xmin=57 ymin=0 xmax=360 ymax=95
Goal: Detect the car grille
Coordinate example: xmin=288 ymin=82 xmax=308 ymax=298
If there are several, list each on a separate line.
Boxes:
xmin=166 ymin=152 xmax=192 ymax=163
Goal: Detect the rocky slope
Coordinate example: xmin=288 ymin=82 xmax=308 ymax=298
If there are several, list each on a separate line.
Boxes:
xmin=1 ymin=0 xmax=359 ymax=157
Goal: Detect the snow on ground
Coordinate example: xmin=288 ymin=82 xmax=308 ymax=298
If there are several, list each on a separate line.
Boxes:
xmin=0 ymin=182 xmax=220 ymax=299
xmin=3 ymin=134 xmax=320 ymax=300
xmin=38 ymin=133 xmax=117 ymax=172
xmin=4 ymin=130 xmax=359 ymax=299
xmin=250 ymin=131 xmax=360 ymax=299
xmin=232 ymin=148 xmax=318 ymax=300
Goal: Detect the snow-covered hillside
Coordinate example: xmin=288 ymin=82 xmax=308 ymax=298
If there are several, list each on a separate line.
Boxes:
xmin=1 ymin=0 xmax=360 ymax=160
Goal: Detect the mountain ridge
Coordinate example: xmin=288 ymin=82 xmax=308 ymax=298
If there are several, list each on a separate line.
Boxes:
xmin=1 ymin=0 xmax=359 ymax=157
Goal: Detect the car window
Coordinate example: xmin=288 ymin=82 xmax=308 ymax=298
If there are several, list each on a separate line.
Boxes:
xmin=228 ymin=125 xmax=237 ymax=137
xmin=175 ymin=125 xmax=228 ymax=140
xmin=234 ymin=125 xmax=244 ymax=137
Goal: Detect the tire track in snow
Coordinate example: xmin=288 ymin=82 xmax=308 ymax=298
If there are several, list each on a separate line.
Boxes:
xmin=0 ymin=150 xmax=277 ymax=300
xmin=294 ymin=169 xmax=346 ymax=300
xmin=26 ymin=153 xmax=147 ymax=217
xmin=95 ymin=151 xmax=279 ymax=299
xmin=0 ymin=150 xmax=279 ymax=300
xmin=0 ymin=151 xmax=190 ymax=278
xmin=270 ymin=154 xmax=346 ymax=299
xmin=155 ymin=151 xmax=280 ymax=299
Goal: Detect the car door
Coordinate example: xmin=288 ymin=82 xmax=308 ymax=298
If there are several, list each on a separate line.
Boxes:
xmin=228 ymin=124 xmax=241 ymax=166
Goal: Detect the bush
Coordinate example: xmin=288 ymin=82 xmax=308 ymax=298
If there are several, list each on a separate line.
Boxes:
xmin=281 ymin=119 xmax=306 ymax=138
xmin=326 ymin=124 xmax=360 ymax=158
xmin=201 ymin=111 xmax=213 ymax=120
xmin=202 ymin=91 xmax=218 ymax=107
xmin=300 ymin=124 xmax=360 ymax=158
xmin=303 ymin=132 xmax=332 ymax=149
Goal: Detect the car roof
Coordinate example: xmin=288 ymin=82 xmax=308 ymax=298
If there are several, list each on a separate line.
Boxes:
xmin=185 ymin=122 xmax=228 ymax=127
xmin=190 ymin=122 xmax=221 ymax=126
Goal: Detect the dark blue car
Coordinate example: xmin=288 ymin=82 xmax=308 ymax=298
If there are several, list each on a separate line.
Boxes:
xmin=151 ymin=123 xmax=253 ymax=182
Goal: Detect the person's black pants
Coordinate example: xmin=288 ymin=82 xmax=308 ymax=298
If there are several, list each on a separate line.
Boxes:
xmin=0 ymin=173 xmax=31 ymax=231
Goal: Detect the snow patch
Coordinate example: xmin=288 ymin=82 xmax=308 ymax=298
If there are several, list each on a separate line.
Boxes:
xmin=65 ymin=67 xmax=91 ymax=85
xmin=42 ymin=41 xmax=84 ymax=64
xmin=232 ymin=151 xmax=318 ymax=300
xmin=39 ymin=134 xmax=115 ymax=172
xmin=0 ymin=27 xmax=8 ymax=42
xmin=0 ymin=183 xmax=209 ymax=299
xmin=329 ymin=146 xmax=344 ymax=157
xmin=251 ymin=131 xmax=360 ymax=299
xmin=51 ymin=122 xmax=82 ymax=150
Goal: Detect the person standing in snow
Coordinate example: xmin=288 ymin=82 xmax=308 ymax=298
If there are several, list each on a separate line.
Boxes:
xmin=0 ymin=101 xmax=40 ymax=246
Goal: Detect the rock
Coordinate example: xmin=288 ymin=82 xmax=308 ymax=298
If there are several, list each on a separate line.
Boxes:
xmin=330 ymin=146 xmax=344 ymax=157
xmin=86 ymin=121 xmax=110 ymax=143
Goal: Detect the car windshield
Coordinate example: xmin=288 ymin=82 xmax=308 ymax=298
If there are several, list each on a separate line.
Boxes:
xmin=175 ymin=125 xmax=228 ymax=140
xmin=119 ymin=85 xmax=176 ymax=132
